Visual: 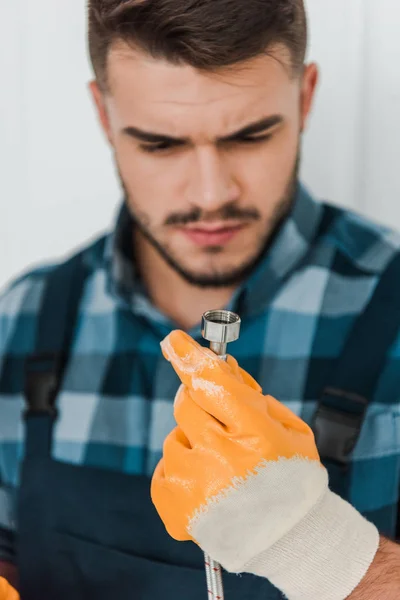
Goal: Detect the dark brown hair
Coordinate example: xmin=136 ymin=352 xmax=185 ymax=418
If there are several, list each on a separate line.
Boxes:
xmin=88 ymin=0 xmax=307 ymax=90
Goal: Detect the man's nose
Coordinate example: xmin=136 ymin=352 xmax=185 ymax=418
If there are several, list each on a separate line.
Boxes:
xmin=186 ymin=145 xmax=240 ymax=212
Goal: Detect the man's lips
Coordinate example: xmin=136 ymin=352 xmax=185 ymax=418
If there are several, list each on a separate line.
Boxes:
xmin=177 ymin=223 xmax=247 ymax=246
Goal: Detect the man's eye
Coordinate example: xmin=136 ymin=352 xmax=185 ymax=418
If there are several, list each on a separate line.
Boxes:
xmin=140 ymin=141 xmax=177 ymax=154
xmin=140 ymin=133 xmax=272 ymax=154
xmin=239 ymin=133 xmax=273 ymax=144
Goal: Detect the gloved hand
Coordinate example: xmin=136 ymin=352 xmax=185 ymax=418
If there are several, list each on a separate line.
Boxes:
xmin=151 ymin=330 xmax=379 ymax=600
xmin=0 ymin=578 xmax=19 ymax=600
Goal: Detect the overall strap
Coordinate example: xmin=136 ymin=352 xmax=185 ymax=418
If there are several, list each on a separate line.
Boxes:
xmin=312 ymin=252 xmax=400 ymax=500
xmin=23 ymin=251 xmax=88 ymax=456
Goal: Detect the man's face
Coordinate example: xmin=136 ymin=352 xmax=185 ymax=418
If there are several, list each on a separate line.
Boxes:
xmin=91 ymin=45 xmax=317 ymax=287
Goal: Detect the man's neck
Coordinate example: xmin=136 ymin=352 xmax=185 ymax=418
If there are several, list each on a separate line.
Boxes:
xmin=134 ymin=233 xmax=237 ymax=331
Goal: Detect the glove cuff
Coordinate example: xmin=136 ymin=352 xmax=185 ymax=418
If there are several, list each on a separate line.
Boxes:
xmin=244 ymin=489 xmax=380 ymax=600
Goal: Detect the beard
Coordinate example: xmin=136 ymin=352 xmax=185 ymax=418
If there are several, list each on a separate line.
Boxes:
xmin=117 ymin=151 xmax=300 ymax=289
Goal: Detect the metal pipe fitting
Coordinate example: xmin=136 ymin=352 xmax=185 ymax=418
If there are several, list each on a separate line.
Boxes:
xmin=202 ymin=309 xmax=241 ymax=359
xmin=200 ymin=309 xmax=241 ymax=600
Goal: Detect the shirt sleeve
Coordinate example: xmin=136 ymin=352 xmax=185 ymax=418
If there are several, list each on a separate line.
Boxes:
xmin=397 ymin=500 xmax=400 ymax=541
xmin=0 ymin=275 xmax=45 ymax=563
xmin=0 ymin=516 xmax=16 ymax=563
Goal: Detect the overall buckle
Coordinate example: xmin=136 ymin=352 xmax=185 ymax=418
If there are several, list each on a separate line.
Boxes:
xmin=312 ymin=388 xmax=369 ymax=465
xmin=24 ymin=353 xmax=62 ymax=418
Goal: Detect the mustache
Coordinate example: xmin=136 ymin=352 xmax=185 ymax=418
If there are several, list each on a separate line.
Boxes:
xmin=164 ymin=204 xmax=261 ymax=227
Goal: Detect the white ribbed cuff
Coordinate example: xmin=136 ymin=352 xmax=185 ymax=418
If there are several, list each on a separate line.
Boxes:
xmin=244 ymin=489 xmax=380 ymax=600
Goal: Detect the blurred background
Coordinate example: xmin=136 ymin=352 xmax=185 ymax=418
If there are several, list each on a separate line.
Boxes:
xmin=0 ymin=0 xmax=399 ymax=288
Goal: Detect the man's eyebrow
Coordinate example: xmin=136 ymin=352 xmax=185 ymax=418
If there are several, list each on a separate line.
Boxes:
xmin=122 ymin=115 xmax=283 ymax=145
xmin=221 ymin=115 xmax=283 ymax=141
xmin=122 ymin=127 xmax=185 ymax=144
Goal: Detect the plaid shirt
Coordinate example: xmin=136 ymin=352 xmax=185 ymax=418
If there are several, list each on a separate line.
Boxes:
xmin=1 ymin=184 xmax=400 ymax=561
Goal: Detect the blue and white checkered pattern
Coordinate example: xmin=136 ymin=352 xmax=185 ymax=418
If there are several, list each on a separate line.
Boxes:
xmin=1 ymin=184 xmax=400 ymax=561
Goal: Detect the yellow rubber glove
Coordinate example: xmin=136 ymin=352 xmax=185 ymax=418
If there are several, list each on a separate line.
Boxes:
xmin=0 ymin=578 xmax=19 ymax=600
xmin=151 ymin=330 xmax=379 ymax=600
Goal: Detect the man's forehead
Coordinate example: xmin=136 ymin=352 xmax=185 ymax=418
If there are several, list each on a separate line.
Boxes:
xmin=107 ymin=40 xmax=293 ymax=100
xmin=104 ymin=42 xmax=296 ymax=136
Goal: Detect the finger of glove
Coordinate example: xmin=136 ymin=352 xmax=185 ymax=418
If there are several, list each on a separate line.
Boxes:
xmin=151 ymin=445 xmax=192 ymax=542
xmin=225 ymin=355 xmax=263 ymax=393
xmin=174 ymin=384 xmax=225 ymax=448
xmin=0 ymin=579 xmax=19 ymax=600
xmin=161 ymin=330 xmax=266 ymax=427
xmin=225 ymin=355 xmax=244 ymax=382
xmin=152 ymin=425 xmax=227 ymax=542
xmin=152 ymin=423 xmax=244 ymax=541
xmin=266 ymin=394 xmax=316 ymax=437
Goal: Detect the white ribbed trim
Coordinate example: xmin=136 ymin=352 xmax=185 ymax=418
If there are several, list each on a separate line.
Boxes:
xmin=189 ymin=456 xmax=379 ymax=599
xmin=244 ymin=489 xmax=379 ymax=600
xmin=189 ymin=457 xmax=328 ymax=571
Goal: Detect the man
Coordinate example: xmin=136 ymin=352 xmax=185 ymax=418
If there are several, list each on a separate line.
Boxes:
xmin=0 ymin=0 xmax=399 ymax=598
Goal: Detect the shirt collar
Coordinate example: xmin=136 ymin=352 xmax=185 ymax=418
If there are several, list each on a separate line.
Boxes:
xmin=105 ymin=182 xmax=323 ymax=321
xmin=238 ymin=182 xmax=324 ymax=317
xmin=105 ymin=203 xmax=137 ymax=302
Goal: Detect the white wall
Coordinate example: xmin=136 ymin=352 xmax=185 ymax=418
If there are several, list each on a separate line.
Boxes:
xmin=1 ymin=0 xmax=399 ymax=288
xmin=1 ymin=0 xmax=120 ymax=288
xmin=302 ymin=0 xmax=400 ymax=222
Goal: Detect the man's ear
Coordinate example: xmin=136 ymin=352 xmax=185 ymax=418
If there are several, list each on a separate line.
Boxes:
xmin=88 ymin=80 xmax=114 ymax=145
xmin=300 ymin=63 xmax=319 ymax=132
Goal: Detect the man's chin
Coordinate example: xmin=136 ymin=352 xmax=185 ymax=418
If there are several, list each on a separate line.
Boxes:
xmin=130 ymin=211 xmax=271 ymax=287
xmin=170 ymin=270 xmax=248 ymax=289
xmin=162 ymin=253 xmax=266 ymax=288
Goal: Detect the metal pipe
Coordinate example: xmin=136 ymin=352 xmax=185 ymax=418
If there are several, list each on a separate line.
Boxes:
xmin=201 ymin=309 xmax=242 ymax=600
xmin=209 ymin=341 xmax=227 ymax=360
